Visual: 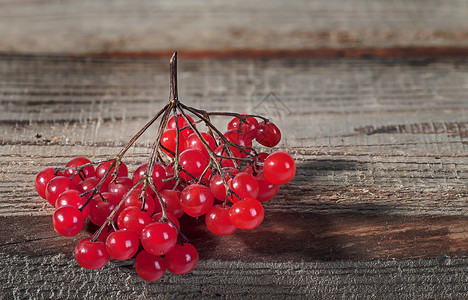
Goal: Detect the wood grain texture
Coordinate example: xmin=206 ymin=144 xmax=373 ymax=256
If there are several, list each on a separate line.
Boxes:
xmin=1 ymin=0 xmax=468 ymax=55
xmin=1 ymin=254 xmax=467 ymax=299
xmin=0 ymin=55 xmax=467 ymax=298
xmin=1 ymin=56 xmax=467 ymax=217
xmin=1 ymin=214 xmax=467 ymax=261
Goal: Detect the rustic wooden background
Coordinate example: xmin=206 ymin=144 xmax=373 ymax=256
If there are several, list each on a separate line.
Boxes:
xmin=0 ymin=1 xmax=467 ymax=299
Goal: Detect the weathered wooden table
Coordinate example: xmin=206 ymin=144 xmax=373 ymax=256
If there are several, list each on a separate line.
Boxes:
xmin=0 ymin=1 xmax=467 ymax=299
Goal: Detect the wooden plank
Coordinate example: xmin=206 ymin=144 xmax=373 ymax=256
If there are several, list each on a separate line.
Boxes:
xmin=1 ymin=253 xmax=467 ymax=299
xmin=0 ymin=56 xmax=467 ymax=217
xmin=1 ymin=1 xmax=468 ymax=55
xmin=0 ymin=55 xmax=467 ymax=298
xmin=1 ymin=214 xmax=467 ymax=260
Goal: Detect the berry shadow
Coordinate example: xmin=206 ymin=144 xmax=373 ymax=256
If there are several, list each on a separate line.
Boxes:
xmin=181 ymin=159 xmax=402 ymax=262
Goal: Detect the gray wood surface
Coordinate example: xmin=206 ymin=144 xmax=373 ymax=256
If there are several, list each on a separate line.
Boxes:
xmin=2 ymin=253 xmax=467 ymax=299
xmin=1 ymin=0 xmax=468 ymax=55
xmin=0 ymin=55 xmax=467 ymax=299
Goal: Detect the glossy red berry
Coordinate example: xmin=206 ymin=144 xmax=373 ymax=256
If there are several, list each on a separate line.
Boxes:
xmin=205 ymin=205 xmax=236 ymax=235
xmin=53 ymin=205 xmax=84 ymax=236
xmin=124 ymin=189 xmax=157 ymax=216
xmin=180 ymin=184 xmax=214 ymax=217
xmin=96 ymin=160 xmax=128 ymax=185
xmin=134 ymin=250 xmax=166 ymax=282
xmin=95 ymin=226 xmax=115 ymax=243
xmin=229 ymin=172 xmax=259 ymax=202
xmin=88 ymin=192 xmax=119 ymax=226
xmin=74 ymin=237 xmax=109 ymax=269
xmin=214 ymin=145 xmax=239 ymax=168
xmin=179 ymin=149 xmax=209 ymax=181
xmin=45 ymin=176 xmax=78 ymax=205
xmin=64 ymin=156 xmax=95 ymax=180
xmin=165 ymin=243 xmax=199 ymax=275
xmin=105 ymin=230 xmax=139 ymax=260
xmin=55 ymin=189 xmax=90 ymax=217
xmin=255 ymin=171 xmax=280 ymax=202
xmin=141 ymin=222 xmax=178 ymax=256
xmin=159 ymin=190 xmax=184 ymax=218
xmin=223 ymin=129 xmax=253 ymax=158
xmin=78 ymin=176 xmax=105 ymax=194
xmin=256 ymin=121 xmax=281 ymax=147
xmin=209 ymin=174 xmax=228 ymax=201
xmin=184 ymin=132 xmax=217 ymax=158
xmin=162 ymin=164 xmax=176 ymax=189
xmin=263 ymin=151 xmax=296 ymax=185
xmin=35 ymin=168 xmax=61 ymax=199
xmin=167 ymin=114 xmax=195 ymax=139
xmin=132 ymin=163 xmax=155 ymax=196
xmin=107 ymin=176 xmax=133 ymax=199
xmin=161 ymin=129 xmax=186 ymax=157
xmin=117 ymin=206 xmax=152 ymax=235
xmin=132 ymin=163 xmax=147 ymax=183
xmin=208 ymin=168 xmax=240 ymax=201
xmin=227 ymin=116 xmax=259 ymax=140
xmin=229 ymin=198 xmax=264 ymax=230
xmin=151 ymin=162 xmax=167 ymax=191
xmin=257 ymin=152 xmax=269 ymax=162
xmin=151 ymin=213 xmax=181 ymax=232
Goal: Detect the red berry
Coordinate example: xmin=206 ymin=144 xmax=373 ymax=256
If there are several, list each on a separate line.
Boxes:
xmin=257 ymin=152 xmax=269 ymax=162
xmin=134 ymin=250 xmax=166 ymax=282
xmin=263 ymin=151 xmax=296 ymax=185
xmin=151 ymin=162 xmax=167 ymax=191
xmin=55 ymin=189 xmax=90 ymax=217
xmin=201 ymin=167 xmax=213 ymax=184
xmin=255 ymin=171 xmax=280 ymax=202
xmin=74 ymin=237 xmax=109 ymax=269
xmin=159 ymin=190 xmax=184 ymax=218
xmin=95 ymin=161 xmax=128 ymax=186
xmin=227 ymin=116 xmax=259 ymax=140
xmin=205 ymin=205 xmax=236 ymax=235
xmin=223 ymin=130 xmax=253 ymax=158
xmin=141 ymin=222 xmax=178 ymax=256
xmin=242 ymin=164 xmax=262 ymax=174
xmin=45 ymin=176 xmax=78 ymax=205
xmin=35 ymin=168 xmax=61 ymax=199
xmin=64 ymin=157 xmax=95 ymax=180
xmin=180 ymin=184 xmax=214 ymax=217
xmin=184 ymin=132 xmax=217 ymax=157
xmin=214 ymin=145 xmax=239 ymax=168
xmin=78 ymin=176 xmax=106 ymax=194
xmin=107 ymin=176 xmax=133 ymax=199
xmin=132 ymin=163 xmax=147 ymax=184
xmin=132 ymin=163 xmax=155 ymax=196
xmin=179 ymin=149 xmax=209 ymax=181
xmin=105 ymin=230 xmax=139 ymax=260
xmin=95 ymin=226 xmax=115 ymax=243
xmin=165 ymin=243 xmax=199 ymax=275
xmin=162 ymin=164 xmax=176 ymax=189
xmin=161 ymin=129 xmax=186 ymax=157
xmin=167 ymin=114 xmax=195 ymax=139
xmin=208 ymin=168 xmax=240 ymax=201
xmin=151 ymin=213 xmax=181 ymax=232
xmin=124 ymin=189 xmax=157 ymax=216
xmin=229 ymin=172 xmax=259 ymax=202
xmin=209 ymin=174 xmax=228 ymax=201
xmin=229 ymin=198 xmax=264 ymax=230
xmin=117 ymin=206 xmax=152 ymax=235
xmin=89 ymin=192 xmax=119 ymax=226
xmin=53 ymin=205 xmax=84 ymax=236
xmin=256 ymin=121 xmax=281 ymax=147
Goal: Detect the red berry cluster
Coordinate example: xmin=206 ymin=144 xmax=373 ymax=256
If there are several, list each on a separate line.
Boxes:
xmin=33 ymin=52 xmax=296 ymax=282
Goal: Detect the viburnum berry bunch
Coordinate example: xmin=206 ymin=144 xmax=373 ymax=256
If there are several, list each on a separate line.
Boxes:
xmin=34 ymin=52 xmax=296 ymax=282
